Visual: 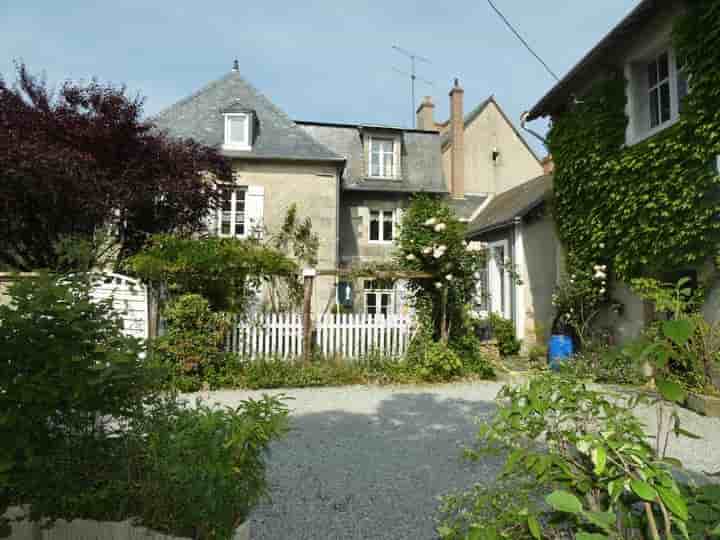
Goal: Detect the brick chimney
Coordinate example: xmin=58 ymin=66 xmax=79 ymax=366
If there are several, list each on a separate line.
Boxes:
xmin=449 ymin=78 xmax=465 ymax=199
xmin=416 ymin=96 xmax=436 ymax=131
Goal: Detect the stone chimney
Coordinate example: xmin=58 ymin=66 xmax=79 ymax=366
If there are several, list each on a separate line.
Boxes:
xmin=449 ymin=78 xmax=465 ymax=199
xmin=541 ymin=155 xmax=555 ymax=174
xmin=416 ymin=96 xmax=436 ymax=131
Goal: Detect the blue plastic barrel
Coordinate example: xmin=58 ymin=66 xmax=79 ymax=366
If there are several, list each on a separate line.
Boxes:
xmin=548 ymin=334 xmax=574 ymax=371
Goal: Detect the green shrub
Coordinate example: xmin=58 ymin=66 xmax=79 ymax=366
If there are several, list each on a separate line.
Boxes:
xmin=126 ymin=395 xmax=289 ymax=539
xmin=488 ymin=314 xmax=521 ymax=357
xmin=0 ymin=273 xmax=162 ymax=530
xmin=407 ymin=339 xmax=464 ymax=381
xmin=682 ymin=483 xmax=720 ymax=539
xmin=150 ymin=293 xmax=230 ymax=391
xmin=560 ymin=342 xmax=645 ymax=386
xmin=450 ymin=333 xmax=495 ymax=379
xmin=240 ymin=356 xmax=366 ymax=389
xmin=527 ymin=344 xmax=548 ymax=367
xmin=446 ymin=374 xmax=703 ymax=539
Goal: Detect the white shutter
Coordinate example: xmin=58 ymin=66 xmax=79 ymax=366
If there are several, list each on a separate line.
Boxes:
xmin=245 ymin=185 xmax=265 ymax=239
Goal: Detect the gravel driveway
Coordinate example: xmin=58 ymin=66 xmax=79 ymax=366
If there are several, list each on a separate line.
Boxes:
xmin=197 ymin=382 xmax=720 ymax=540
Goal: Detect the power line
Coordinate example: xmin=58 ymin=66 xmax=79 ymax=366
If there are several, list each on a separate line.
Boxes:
xmin=486 ymin=0 xmax=560 ymax=82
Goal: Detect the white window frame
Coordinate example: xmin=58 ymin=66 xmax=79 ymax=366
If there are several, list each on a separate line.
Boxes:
xmin=626 ymin=46 xmax=689 ymax=146
xmin=368 ymin=136 xmax=398 ymax=178
xmin=223 ymin=113 xmax=252 ymax=150
xmin=364 ymin=279 xmax=395 ymax=317
xmin=367 ymin=209 xmax=396 ymax=244
xmin=216 ymin=185 xmax=247 ymax=238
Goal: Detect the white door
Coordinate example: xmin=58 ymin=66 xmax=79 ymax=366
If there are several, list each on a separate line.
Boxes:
xmin=487 ymin=241 xmax=511 ymax=319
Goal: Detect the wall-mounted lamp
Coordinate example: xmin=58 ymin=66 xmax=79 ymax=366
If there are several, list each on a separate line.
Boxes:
xmin=492 ymin=147 xmax=500 ymax=163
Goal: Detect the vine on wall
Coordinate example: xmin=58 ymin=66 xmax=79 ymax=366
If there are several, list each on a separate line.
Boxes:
xmin=547 ymin=0 xmax=720 ymax=284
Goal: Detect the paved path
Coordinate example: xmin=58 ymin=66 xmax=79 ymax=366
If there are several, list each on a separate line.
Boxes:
xmin=197 ymin=383 xmax=720 ymax=540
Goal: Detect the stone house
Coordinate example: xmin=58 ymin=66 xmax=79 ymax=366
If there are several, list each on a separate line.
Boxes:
xmin=153 ymin=64 xmax=345 ymax=314
xmin=155 ymin=64 xmax=544 ymax=317
xmin=524 ymin=0 xmax=720 ymax=343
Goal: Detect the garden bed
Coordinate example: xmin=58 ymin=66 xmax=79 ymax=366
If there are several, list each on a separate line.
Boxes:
xmin=4 ymin=507 xmax=249 ymax=540
xmin=686 ymin=392 xmax=720 ymax=417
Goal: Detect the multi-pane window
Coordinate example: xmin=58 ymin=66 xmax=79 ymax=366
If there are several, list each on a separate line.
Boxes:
xmin=369 ymin=137 xmax=396 ymax=178
xmin=217 ymin=186 xmax=246 ymax=237
xmin=364 ymin=279 xmax=394 ymax=316
xmin=648 ymin=52 xmax=671 ymax=129
xmin=369 ymin=209 xmax=395 ymax=243
xmin=224 ymin=113 xmax=250 ymax=149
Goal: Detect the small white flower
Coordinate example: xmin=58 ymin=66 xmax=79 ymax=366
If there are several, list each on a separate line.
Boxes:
xmin=422 ymin=247 xmax=433 ymax=255
xmin=570 ymin=307 xmax=574 ymax=313
xmin=571 ymin=274 xmax=576 ymax=280
xmin=599 ymin=243 xmax=605 ymax=249
xmin=599 ymin=288 xmax=607 ymax=295
xmin=594 ymin=270 xmax=607 ymax=280
xmin=434 ymin=223 xmax=447 ymax=232
xmin=570 ymin=279 xmax=575 ymax=284
xmin=406 ymin=254 xmax=416 ymax=261
xmin=473 ymin=272 xmax=481 ymax=279
xmin=434 ymin=282 xmax=443 ymax=289
xmin=424 ymin=217 xmax=438 ymax=227
xmin=446 ymin=274 xmax=454 ymax=281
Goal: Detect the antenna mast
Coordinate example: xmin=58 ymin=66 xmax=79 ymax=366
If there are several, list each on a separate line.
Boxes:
xmin=392 ymin=45 xmax=432 ymax=128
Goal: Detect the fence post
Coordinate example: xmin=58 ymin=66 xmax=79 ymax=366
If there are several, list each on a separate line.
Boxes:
xmin=302 ymin=268 xmax=316 ymax=363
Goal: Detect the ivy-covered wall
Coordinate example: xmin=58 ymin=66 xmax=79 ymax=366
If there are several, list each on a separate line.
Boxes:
xmin=547 ymin=0 xmax=720 ymax=283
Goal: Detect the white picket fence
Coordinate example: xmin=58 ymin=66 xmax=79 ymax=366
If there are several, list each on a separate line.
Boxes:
xmin=226 ymin=313 xmax=415 ymax=360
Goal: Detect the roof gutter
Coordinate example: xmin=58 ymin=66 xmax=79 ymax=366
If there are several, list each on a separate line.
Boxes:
xmin=520 ymin=111 xmax=549 ymax=149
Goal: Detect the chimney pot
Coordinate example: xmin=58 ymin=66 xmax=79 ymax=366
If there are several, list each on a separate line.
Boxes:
xmin=232 ymin=59 xmax=239 ymax=72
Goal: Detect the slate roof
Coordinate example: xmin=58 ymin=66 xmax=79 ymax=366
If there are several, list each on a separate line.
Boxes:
xmin=297 ymin=121 xmax=448 ymax=193
xmin=527 ymin=0 xmax=669 ymax=120
xmin=467 ymin=174 xmax=553 ymax=236
xmin=153 ymin=70 xmax=343 ymax=162
xmin=447 ymin=195 xmax=489 ymax=220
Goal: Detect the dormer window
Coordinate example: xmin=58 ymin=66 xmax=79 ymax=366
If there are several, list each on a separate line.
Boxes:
xmin=368 ymin=136 xmax=400 ymax=178
xmin=223 ymin=113 xmax=252 ymax=150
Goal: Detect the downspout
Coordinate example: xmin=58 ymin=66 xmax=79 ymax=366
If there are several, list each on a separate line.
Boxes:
xmin=334 ymin=161 xmax=344 ymax=315
xmin=513 ymin=216 xmax=526 ymax=346
xmin=520 ymin=112 xmax=549 ymax=150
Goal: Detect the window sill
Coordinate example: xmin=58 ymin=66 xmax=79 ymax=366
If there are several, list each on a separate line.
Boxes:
xmin=222 ymin=144 xmax=252 ymax=152
xmin=367 ymin=240 xmax=394 ymax=245
xmin=366 ymin=175 xmax=402 ymax=181
xmin=626 ymin=116 xmax=679 ymax=147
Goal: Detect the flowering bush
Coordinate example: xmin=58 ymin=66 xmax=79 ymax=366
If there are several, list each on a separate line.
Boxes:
xmin=551 ymin=257 xmax=610 ymax=348
xmin=397 ymin=195 xmax=485 ymax=342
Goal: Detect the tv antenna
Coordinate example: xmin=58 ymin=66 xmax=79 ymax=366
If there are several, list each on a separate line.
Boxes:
xmin=392 ymin=45 xmax=433 ymax=128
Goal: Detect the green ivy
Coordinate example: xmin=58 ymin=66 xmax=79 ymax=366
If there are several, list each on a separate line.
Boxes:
xmin=547 ymin=1 xmax=720 ymax=283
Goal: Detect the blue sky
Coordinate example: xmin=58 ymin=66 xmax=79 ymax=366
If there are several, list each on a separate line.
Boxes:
xmin=1 ymin=0 xmax=638 ymax=157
